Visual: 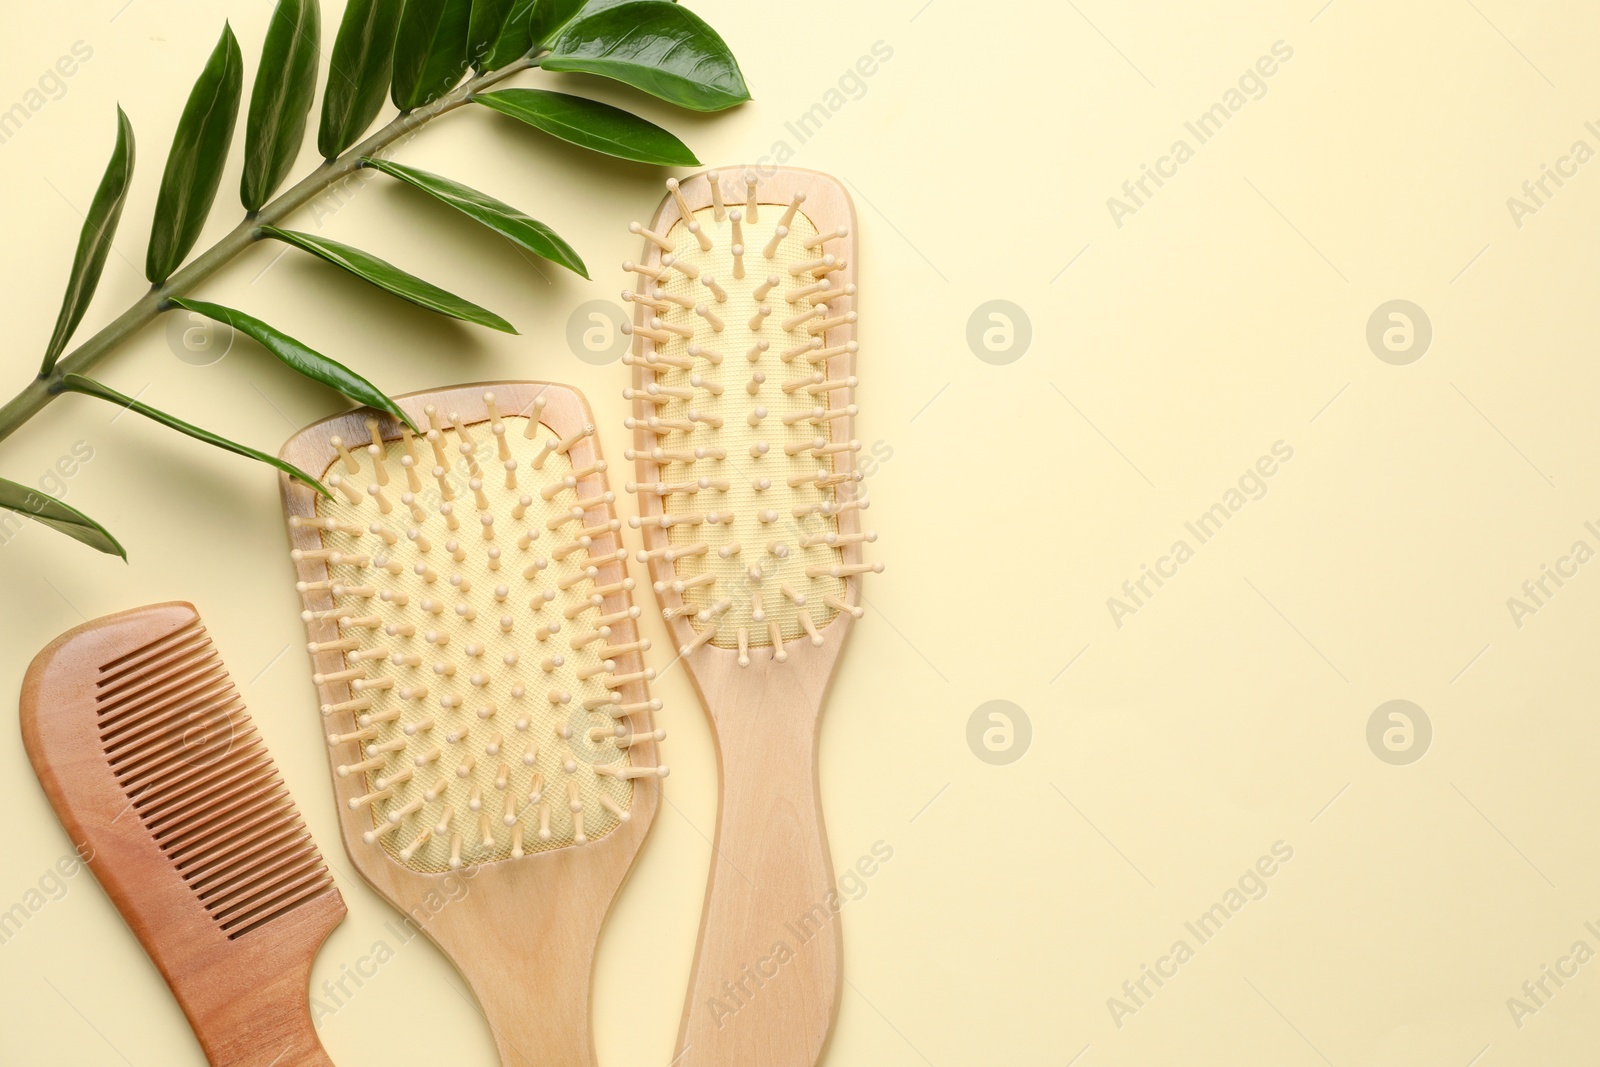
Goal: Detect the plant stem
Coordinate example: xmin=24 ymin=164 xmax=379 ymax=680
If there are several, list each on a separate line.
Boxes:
xmin=0 ymin=56 xmax=536 ymax=446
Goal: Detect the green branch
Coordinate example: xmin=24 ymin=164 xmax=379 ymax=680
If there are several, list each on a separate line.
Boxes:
xmin=0 ymin=0 xmax=751 ymax=558
xmin=0 ymin=55 xmax=533 ymax=447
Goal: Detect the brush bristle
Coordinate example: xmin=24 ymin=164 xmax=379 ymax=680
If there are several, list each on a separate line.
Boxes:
xmin=94 ymin=619 xmax=333 ymax=939
xmin=292 ymin=399 xmax=666 ymax=873
xmin=624 ymin=171 xmax=880 ymax=663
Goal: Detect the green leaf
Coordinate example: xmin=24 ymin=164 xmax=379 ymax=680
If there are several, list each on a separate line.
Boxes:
xmin=360 ymin=157 xmax=587 ymax=276
xmin=167 ymin=298 xmax=417 ymax=432
xmin=242 ymin=0 xmax=322 ymax=211
xmin=469 ymin=0 xmax=516 ymax=69
xmin=480 ymin=0 xmax=537 ymax=68
xmin=392 ymin=0 xmax=473 ymax=111
xmin=575 ymin=0 xmax=674 ymax=14
xmin=475 ymin=88 xmax=695 ymax=166
xmin=146 ymin=23 xmax=244 ymax=285
xmin=319 ymin=0 xmax=404 ymax=158
xmin=41 ymin=107 xmax=136 ymax=377
xmin=61 ymin=374 xmax=329 ymax=498
xmin=484 ymin=0 xmax=629 ymax=66
xmin=262 ymin=226 xmax=517 ymax=332
xmin=542 ymin=2 xmax=748 ymax=113
xmin=527 ymin=0 xmax=588 ymax=46
xmin=0 ymin=477 xmax=125 ymax=558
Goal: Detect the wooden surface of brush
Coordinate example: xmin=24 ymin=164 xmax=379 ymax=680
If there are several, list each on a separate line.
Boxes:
xmin=279 ymin=381 xmax=666 ymax=1067
xmin=20 ymin=602 xmax=345 ymax=1067
xmin=623 ymin=168 xmax=880 ymax=1067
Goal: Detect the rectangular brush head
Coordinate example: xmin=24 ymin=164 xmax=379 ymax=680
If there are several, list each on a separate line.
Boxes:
xmin=623 ymin=168 xmax=880 ymax=665
xmin=280 ymin=383 xmax=666 ymax=879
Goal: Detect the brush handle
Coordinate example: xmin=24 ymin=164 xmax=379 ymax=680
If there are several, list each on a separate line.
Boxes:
xmin=417 ymin=861 xmax=612 ymax=1067
xmin=678 ymin=666 xmax=841 ymax=1067
xmin=474 ymin=928 xmax=599 ymax=1067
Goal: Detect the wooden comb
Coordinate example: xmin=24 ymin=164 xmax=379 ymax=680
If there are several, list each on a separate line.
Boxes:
xmin=20 ymin=602 xmax=345 ymax=1067
xmin=278 ymin=382 xmax=665 ymax=1067
xmin=623 ymin=168 xmax=880 ymax=1066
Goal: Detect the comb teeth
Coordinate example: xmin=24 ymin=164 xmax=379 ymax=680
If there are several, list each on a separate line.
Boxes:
xmin=93 ymin=620 xmax=333 ymax=940
xmin=624 ymin=171 xmax=881 ymax=662
xmin=291 ymin=393 xmax=667 ymax=873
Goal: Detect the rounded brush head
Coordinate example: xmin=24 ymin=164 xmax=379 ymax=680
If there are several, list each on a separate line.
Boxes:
xmin=287 ymin=388 xmax=666 ymax=874
xmin=624 ymin=169 xmax=880 ymax=665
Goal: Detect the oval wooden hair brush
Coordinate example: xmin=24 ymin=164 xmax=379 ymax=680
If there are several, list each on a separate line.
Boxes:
xmin=278 ymin=382 xmax=667 ymax=1067
xmin=622 ymin=168 xmax=880 ymax=1066
xmin=20 ymin=601 xmax=345 ymax=1067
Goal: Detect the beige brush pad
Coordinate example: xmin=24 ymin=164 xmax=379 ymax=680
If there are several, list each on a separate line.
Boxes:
xmin=303 ymin=411 xmax=638 ymax=871
xmin=643 ymin=202 xmax=850 ymax=647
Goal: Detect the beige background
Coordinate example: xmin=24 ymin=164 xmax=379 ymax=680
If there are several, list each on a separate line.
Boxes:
xmin=2 ymin=0 xmax=1598 ymax=1064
